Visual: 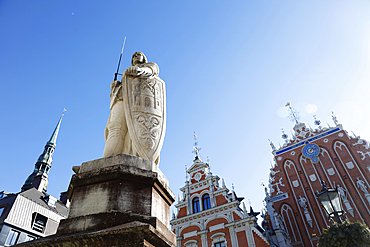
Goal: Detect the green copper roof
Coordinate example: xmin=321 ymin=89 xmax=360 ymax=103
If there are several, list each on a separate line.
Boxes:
xmin=47 ymin=114 xmax=64 ymax=146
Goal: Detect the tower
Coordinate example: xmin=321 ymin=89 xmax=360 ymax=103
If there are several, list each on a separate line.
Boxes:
xmin=170 ymin=136 xmax=269 ymax=247
xmin=0 ymin=111 xmax=68 ymax=246
xmin=266 ymin=106 xmax=370 ymax=247
xmin=21 ymin=112 xmax=64 ymax=193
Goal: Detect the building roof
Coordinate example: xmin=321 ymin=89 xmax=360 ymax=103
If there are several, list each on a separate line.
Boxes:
xmin=18 ymin=188 xmax=68 ymax=217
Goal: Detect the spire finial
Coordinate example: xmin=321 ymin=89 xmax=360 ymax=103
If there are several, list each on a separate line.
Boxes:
xmin=313 ymin=115 xmax=322 ymax=129
xmin=285 ymin=102 xmax=301 ymax=124
xmin=48 ymin=109 xmax=66 ymax=145
xmin=192 ymin=131 xmax=201 ymax=161
xmin=332 ymin=111 xmax=339 ymax=126
xmin=185 ymin=165 xmax=189 ymax=181
xmin=268 ymin=139 xmax=276 ymax=151
xmin=281 ymin=128 xmax=288 ymax=140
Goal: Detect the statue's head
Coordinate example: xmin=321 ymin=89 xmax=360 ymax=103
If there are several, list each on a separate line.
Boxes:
xmin=131 ymin=51 xmax=148 ymax=66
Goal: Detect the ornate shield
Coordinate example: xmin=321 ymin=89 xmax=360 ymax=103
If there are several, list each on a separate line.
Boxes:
xmin=123 ymin=74 xmax=166 ymax=162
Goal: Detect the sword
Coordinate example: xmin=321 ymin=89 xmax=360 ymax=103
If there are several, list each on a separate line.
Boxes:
xmin=114 ymin=37 xmax=126 ymax=81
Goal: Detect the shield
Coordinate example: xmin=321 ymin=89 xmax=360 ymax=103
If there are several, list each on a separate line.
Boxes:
xmin=123 ymin=74 xmax=166 ymax=162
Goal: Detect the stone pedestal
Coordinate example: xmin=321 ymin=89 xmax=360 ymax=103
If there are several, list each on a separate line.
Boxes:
xmin=17 ymin=154 xmax=176 ymax=247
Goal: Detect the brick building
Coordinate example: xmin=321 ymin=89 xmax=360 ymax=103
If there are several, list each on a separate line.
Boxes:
xmin=170 ymin=152 xmax=270 ymax=247
xmin=265 ymin=112 xmax=370 ymax=247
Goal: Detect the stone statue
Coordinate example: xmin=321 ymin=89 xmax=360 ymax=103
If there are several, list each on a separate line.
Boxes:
xmin=298 ymin=195 xmax=307 ymax=209
xmin=103 ymin=52 xmax=166 ymax=164
xmin=356 ymin=177 xmax=369 ymax=195
xmin=337 ymin=185 xmax=348 ymax=201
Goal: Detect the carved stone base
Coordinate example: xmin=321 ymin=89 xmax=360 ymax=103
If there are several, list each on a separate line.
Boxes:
xmin=17 ymin=221 xmax=175 ymax=247
xmin=18 ymin=154 xmax=176 ymax=246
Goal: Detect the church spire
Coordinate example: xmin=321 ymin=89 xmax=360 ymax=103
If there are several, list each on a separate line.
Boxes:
xmin=21 ymin=110 xmax=65 ymax=193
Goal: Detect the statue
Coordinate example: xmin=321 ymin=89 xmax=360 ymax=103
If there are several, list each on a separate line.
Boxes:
xmin=356 ymin=177 xmax=369 ymax=195
xmin=103 ymin=52 xmax=166 ymax=164
xmin=337 ymin=185 xmax=348 ymax=201
xmin=298 ymin=195 xmax=307 ymax=209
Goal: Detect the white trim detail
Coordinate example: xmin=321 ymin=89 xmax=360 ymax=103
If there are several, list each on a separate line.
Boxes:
xmin=281 ymin=204 xmax=302 ymax=243
xmin=210 ymin=232 xmax=226 ymax=239
xmin=184 ymin=230 xmax=197 ymax=239
xmin=184 ymin=240 xmax=198 ymax=246
xmin=209 ymin=223 xmax=224 ymax=232
xmin=346 ymin=161 xmax=355 ymax=169
xmin=284 ymin=159 xmax=316 ymax=246
xmin=327 ymin=168 xmax=335 ymax=176
xmin=334 ymin=141 xmax=370 ymax=218
xmin=251 ymin=227 xmax=269 ymax=245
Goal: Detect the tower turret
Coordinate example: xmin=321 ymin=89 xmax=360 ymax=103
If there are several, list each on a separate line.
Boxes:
xmin=21 ymin=111 xmax=65 ymax=192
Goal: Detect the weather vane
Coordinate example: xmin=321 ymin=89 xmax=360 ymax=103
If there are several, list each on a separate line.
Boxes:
xmin=192 ymin=131 xmax=201 ymax=160
xmin=62 ymin=108 xmax=67 ymax=116
xmin=281 ymin=128 xmax=288 ymax=140
xmin=313 ymin=115 xmax=321 ymax=129
xmin=285 ymin=102 xmax=301 ymax=124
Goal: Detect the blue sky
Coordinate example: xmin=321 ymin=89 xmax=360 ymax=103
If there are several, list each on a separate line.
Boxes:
xmin=1 ymin=1 xmax=370 ymax=219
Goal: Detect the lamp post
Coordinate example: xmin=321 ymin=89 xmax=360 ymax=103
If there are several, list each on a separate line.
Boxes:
xmin=316 ymin=181 xmax=345 ymax=223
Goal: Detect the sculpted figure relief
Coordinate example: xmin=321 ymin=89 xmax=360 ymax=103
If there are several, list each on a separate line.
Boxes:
xmin=103 ymin=52 xmax=166 ymax=164
xmin=356 ymin=177 xmax=369 ymax=195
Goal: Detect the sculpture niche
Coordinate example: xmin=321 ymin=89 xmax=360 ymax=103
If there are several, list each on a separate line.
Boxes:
xmin=103 ymin=52 xmax=166 ymax=164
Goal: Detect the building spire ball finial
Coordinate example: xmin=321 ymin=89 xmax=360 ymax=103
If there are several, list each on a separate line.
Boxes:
xmin=285 ymin=102 xmax=301 ymax=124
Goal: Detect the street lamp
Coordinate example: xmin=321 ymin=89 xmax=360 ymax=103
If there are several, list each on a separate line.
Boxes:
xmin=316 ymin=181 xmax=345 ymax=223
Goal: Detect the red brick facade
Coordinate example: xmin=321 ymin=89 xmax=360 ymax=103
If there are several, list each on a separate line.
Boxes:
xmin=267 ymin=118 xmax=370 ymax=247
xmin=171 ymin=157 xmax=269 ymax=247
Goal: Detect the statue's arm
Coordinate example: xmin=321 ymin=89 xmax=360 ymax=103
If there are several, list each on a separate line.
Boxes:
xmin=126 ymin=62 xmax=159 ymax=76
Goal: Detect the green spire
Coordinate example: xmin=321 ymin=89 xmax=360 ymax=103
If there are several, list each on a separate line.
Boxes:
xmin=47 ymin=112 xmax=64 ymax=146
xmin=21 ymin=110 xmax=65 ymax=192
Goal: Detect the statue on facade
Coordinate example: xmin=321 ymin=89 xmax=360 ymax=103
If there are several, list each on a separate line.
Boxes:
xmin=103 ymin=52 xmax=166 ymax=164
xmin=337 ymin=185 xmax=348 ymax=201
xmin=298 ymin=195 xmax=307 ymax=209
xmin=356 ymin=177 xmax=369 ymax=195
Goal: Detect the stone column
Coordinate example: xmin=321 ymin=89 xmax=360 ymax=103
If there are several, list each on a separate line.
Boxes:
xmin=244 ymin=223 xmax=256 ymax=247
xmin=227 ymin=226 xmax=240 ymax=247
xmin=198 ymin=230 xmax=208 ymax=247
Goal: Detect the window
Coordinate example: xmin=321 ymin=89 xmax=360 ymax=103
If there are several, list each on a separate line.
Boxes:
xmin=32 ymin=213 xmax=48 ymax=233
xmin=192 ymin=197 xmax=200 ymax=213
xmin=25 ymin=235 xmax=36 ymax=242
xmin=202 ymin=194 xmax=211 ymax=210
xmin=214 ymin=242 xmax=226 ymax=247
xmin=5 ymin=229 xmax=19 ymax=245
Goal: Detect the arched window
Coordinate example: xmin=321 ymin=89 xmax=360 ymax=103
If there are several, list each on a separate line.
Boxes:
xmin=202 ymin=194 xmax=211 ymax=210
xmin=192 ymin=197 xmax=200 ymax=213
